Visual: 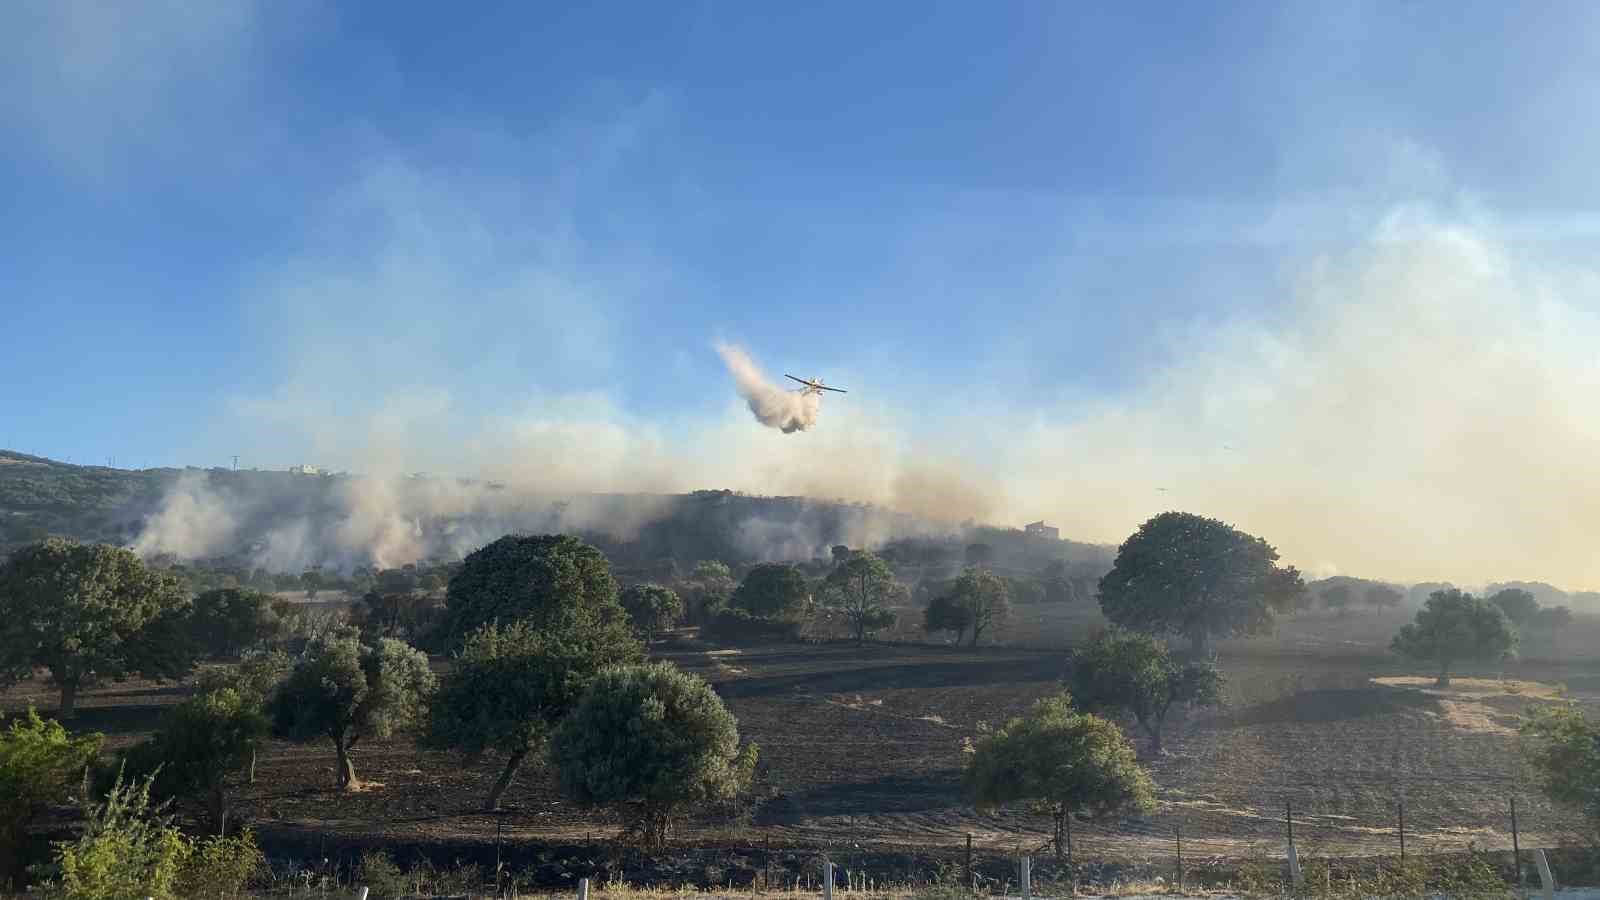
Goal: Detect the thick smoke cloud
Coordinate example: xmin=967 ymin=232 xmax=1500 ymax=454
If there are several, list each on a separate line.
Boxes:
xmin=716 ymin=343 xmax=820 ymax=434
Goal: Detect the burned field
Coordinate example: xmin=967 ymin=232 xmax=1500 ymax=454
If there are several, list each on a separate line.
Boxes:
xmin=7 ymin=621 xmax=1597 ymax=866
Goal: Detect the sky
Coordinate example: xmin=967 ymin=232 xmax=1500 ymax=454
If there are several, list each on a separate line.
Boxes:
xmin=7 ymin=2 xmax=1600 ymax=587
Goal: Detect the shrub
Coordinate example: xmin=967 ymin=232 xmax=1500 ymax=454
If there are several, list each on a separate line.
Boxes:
xmin=0 ymin=708 xmax=102 ymax=889
xmin=702 ymin=608 xmax=800 ymax=643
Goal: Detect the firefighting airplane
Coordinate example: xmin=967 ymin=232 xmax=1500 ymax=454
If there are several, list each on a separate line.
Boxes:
xmin=785 ymin=374 xmax=849 ymax=396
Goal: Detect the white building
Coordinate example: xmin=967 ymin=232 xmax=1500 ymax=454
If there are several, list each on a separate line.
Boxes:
xmin=1024 ymin=520 xmax=1060 ymax=540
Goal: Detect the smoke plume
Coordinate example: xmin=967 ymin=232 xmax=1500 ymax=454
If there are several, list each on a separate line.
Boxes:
xmin=716 ymin=343 xmax=820 ymax=433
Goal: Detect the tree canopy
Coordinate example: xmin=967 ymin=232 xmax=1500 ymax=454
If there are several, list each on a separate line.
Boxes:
xmin=123 ymin=686 xmax=268 ymax=835
xmin=946 ymin=567 xmax=1010 ymax=646
xmin=730 ymin=563 xmax=810 ymax=621
xmin=426 ymin=617 xmax=641 ymax=810
xmin=1391 ymin=589 xmax=1517 ymax=686
xmin=1487 ymin=588 xmax=1539 ymax=627
xmin=0 ymin=539 xmax=196 ymax=716
xmin=966 ymin=693 xmax=1154 ymax=859
xmin=269 ymin=636 xmax=436 ymax=790
xmin=821 ymin=552 xmax=900 ymax=642
xmin=923 ymin=589 xmax=975 ymax=644
xmin=1097 ymin=512 xmax=1305 ymax=656
xmin=550 ymin=662 xmax=757 ymax=847
xmin=1066 ymin=629 xmax=1223 ymax=755
xmin=190 ymin=588 xmax=282 ymax=658
xmin=619 ymin=584 xmax=683 ymax=643
xmin=440 ymin=534 xmax=623 ymax=647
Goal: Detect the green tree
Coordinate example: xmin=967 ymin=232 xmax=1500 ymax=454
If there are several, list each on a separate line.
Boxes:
xmin=195 ymin=652 xmax=291 ymax=784
xmin=190 ymin=588 xmax=282 ymax=658
xmin=1391 ymin=589 xmax=1517 ymax=687
xmin=1040 ymin=560 xmax=1072 ymax=604
xmin=1066 ymin=629 xmax=1223 ymax=755
xmin=1097 ymin=512 xmax=1306 ymax=656
xmin=300 ymin=569 xmax=323 ymax=601
xmin=1363 ymin=585 xmax=1403 ymax=609
xmin=124 ymin=687 xmax=268 ymax=835
xmin=550 ymin=662 xmax=757 ymax=847
xmin=51 ymin=768 xmax=188 ymax=900
xmin=966 ymin=693 xmax=1155 ymax=860
xmin=1321 ymin=583 xmax=1353 ymax=614
xmin=269 ymin=637 xmax=436 ymax=790
xmin=923 ymin=591 xmax=974 ymax=644
xmin=0 ymin=708 xmax=102 ymax=887
xmin=441 ymin=534 xmax=623 ymax=647
xmin=619 ymin=584 xmax=684 ymax=643
xmin=731 ymin=563 xmax=811 ymax=621
xmin=964 ymin=543 xmax=994 ymax=568
xmin=945 ymin=567 xmax=1010 ymax=646
xmin=821 ymin=552 xmax=899 ymax=643
xmin=1522 ymin=705 xmax=1600 ymax=841
xmin=0 ymin=539 xmax=196 ymax=717
xmin=680 ymin=560 xmax=736 ymax=622
xmin=426 ymin=617 xmax=641 ymax=810
xmin=1487 ymin=588 xmax=1540 ymax=627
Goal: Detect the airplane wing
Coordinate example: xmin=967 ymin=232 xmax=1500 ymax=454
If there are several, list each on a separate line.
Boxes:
xmin=784 ymin=374 xmax=810 ymax=386
xmin=821 ymin=385 xmax=848 ymax=393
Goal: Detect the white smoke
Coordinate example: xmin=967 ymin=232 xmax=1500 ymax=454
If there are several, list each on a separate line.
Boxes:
xmin=132 ymin=472 xmax=237 ymax=559
xmin=716 ymin=342 xmax=821 ymax=433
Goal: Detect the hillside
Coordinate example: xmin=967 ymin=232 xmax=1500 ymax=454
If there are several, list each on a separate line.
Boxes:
xmin=0 ymin=450 xmax=1113 ymax=578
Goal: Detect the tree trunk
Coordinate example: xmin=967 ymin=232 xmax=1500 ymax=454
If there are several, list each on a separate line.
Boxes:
xmin=58 ymin=681 xmax=78 ymax=719
xmin=248 ymin=747 xmax=257 ymax=784
xmin=485 ymin=747 xmax=528 ymax=811
xmin=209 ymin=783 xmax=228 ymax=836
xmin=1142 ymin=717 xmax=1165 ymax=757
xmin=334 ymin=739 xmax=360 ymax=791
xmin=1053 ymin=809 xmax=1065 ymax=861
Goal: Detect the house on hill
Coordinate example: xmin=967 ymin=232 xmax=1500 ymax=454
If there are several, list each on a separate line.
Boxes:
xmin=1024 ymin=520 xmax=1060 ymax=540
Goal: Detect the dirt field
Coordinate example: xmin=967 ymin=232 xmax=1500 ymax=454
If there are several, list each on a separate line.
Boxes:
xmin=6 ymin=603 xmax=1600 ymax=872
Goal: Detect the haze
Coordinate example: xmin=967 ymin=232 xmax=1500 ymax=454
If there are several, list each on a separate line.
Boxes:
xmin=7 ymin=2 xmax=1600 ymax=588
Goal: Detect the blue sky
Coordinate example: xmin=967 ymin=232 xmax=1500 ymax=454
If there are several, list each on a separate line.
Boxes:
xmin=8 ymin=2 xmax=1600 ymax=584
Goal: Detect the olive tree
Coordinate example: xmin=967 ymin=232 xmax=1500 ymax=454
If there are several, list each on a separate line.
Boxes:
xmin=923 ymin=590 xmax=974 ymax=644
xmin=1066 ymin=629 xmax=1223 ymax=755
xmin=426 ymin=616 xmax=641 ymax=810
xmin=550 ymin=662 xmax=757 ymax=847
xmin=945 ymin=566 xmax=1010 ymax=646
xmin=190 ymin=588 xmax=283 ymax=658
xmin=269 ymin=637 xmax=435 ymax=790
xmin=0 ymin=539 xmax=196 ymax=716
xmin=1391 ymin=589 xmax=1517 ymax=686
xmin=441 ymin=534 xmax=624 ymax=647
xmin=123 ymin=686 xmax=268 ymax=834
xmin=1487 ymin=588 xmax=1539 ymax=628
xmin=196 ymin=651 xmax=291 ymax=784
xmin=821 ymin=551 xmax=899 ymax=643
xmin=1098 ymin=512 xmax=1305 ymax=656
xmin=619 ymin=584 xmax=683 ymax=643
xmin=966 ymin=693 xmax=1154 ymax=860
xmin=731 ymin=563 xmax=810 ymax=621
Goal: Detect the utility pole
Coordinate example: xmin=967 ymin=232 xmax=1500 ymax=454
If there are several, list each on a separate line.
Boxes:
xmin=232 ymin=455 xmax=239 ymax=471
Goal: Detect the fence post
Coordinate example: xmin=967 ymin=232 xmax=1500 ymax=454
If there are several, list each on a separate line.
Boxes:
xmin=1065 ymin=811 xmax=1072 ymax=862
xmin=1285 ymin=799 xmax=1301 ymax=885
xmin=965 ymin=833 xmax=973 ymax=890
xmin=356 ymin=889 xmax=369 ymax=900
xmin=1020 ymin=856 xmax=1031 ymax=900
xmin=1533 ymin=849 xmax=1554 ymax=900
xmin=579 ymin=877 xmax=590 ymax=900
xmin=1397 ymin=800 xmax=1405 ymax=862
xmin=824 ymin=861 xmax=834 ymax=900
xmin=1511 ymin=797 xmax=1523 ymax=888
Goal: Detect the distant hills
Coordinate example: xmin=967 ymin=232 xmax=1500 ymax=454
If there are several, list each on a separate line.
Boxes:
xmin=0 ymin=450 xmax=1113 ymax=579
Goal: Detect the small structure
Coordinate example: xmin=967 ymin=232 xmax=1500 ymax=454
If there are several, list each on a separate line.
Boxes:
xmin=288 ymin=464 xmax=322 ymax=476
xmin=1024 ymin=520 xmax=1060 ymax=540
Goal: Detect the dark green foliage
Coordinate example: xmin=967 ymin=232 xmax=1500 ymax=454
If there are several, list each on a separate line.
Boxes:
xmin=619 ymin=584 xmax=683 ymax=642
xmin=550 ymin=662 xmax=757 ymax=847
xmin=441 ymin=534 xmax=623 ymax=646
xmin=1066 ymin=629 xmax=1223 ymax=755
xmin=123 ymin=687 xmax=268 ymax=834
xmin=269 ymin=637 xmax=436 ymax=790
xmin=190 ymin=588 xmax=282 ymax=658
xmin=678 ymin=560 xmax=736 ymax=623
xmin=944 ymin=567 xmax=1009 ymax=646
xmin=0 ymin=539 xmax=197 ymax=716
xmin=821 ymin=551 xmax=900 ymax=642
xmin=0 ymin=708 xmax=103 ymax=887
xmin=701 ymin=607 xmax=801 ymax=643
xmin=426 ymin=617 xmax=641 ymax=810
xmin=1487 ymin=588 xmax=1539 ymax=627
xmin=1522 ymin=705 xmax=1600 ymax=841
xmin=731 ymin=563 xmax=810 ymax=621
xmin=966 ymin=693 xmax=1154 ymax=859
xmin=923 ymin=591 xmax=974 ymax=644
xmin=1097 ymin=512 xmax=1305 ymax=656
xmin=1391 ymin=589 xmax=1517 ymax=686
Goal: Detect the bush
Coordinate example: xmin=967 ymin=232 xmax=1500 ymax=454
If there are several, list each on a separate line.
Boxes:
xmin=0 ymin=708 xmax=102 ymax=888
xmin=174 ymin=830 xmax=263 ymax=899
xmin=702 ymin=608 xmax=799 ymax=643
xmin=46 ymin=768 xmax=187 ymax=900
xmin=357 ymin=850 xmax=407 ymax=900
